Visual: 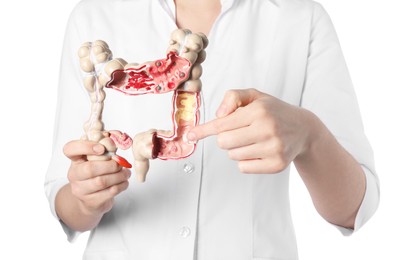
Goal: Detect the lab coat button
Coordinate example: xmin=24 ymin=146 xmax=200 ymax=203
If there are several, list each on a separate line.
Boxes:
xmin=183 ymin=163 xmax=195 ymax=174
xmin=179 ymin=226 xmax=191 ymax=238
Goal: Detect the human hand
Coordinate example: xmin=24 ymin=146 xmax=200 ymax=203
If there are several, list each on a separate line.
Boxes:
xmin=63 ymin=140 xmax=131 ymax=215
xmin=187 ymin=88 xmax=314 ymax=173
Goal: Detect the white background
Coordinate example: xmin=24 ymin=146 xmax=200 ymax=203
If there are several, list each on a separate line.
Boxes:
xmin=0 ymin=0 xmax=414 ymax=259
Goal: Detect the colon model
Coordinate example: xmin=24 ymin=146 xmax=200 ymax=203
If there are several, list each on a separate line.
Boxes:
xmin=78 ymin=29 xmax=208 ymax=182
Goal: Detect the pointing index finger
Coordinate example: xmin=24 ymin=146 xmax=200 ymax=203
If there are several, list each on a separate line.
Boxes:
xmin=187 ymin=119 xmax=221 ymax=142
xmin=187 ymin=108 xmax=251 ymax=142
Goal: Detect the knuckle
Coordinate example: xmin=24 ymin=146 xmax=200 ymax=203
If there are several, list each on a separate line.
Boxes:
xmin=263 ymin=121 xmax=278 ymax=139
xmin=109 ymin=185 xmax=119 ymax=196
xmin=67 ymin=167 xmax=76 ymax=182
xmin=62 ymin=143 xmax=70 ymax=156
xmin=237 ymin=161 xmax=249 ymax=174
xmin=67 ymin=163 xmax=86 ymax=182
xmin=94 ymin=176 xmax=107 ymax=189
xmin=109 ymin=182 xmax=128 ymax=196
xmin=227 ymin=150 xmax=235 ymax=160
xmin=216 ymin=134 xmax=228 ymax=149
xmin=70 ymin=184 xmax=83 ymax=198
xmin=122 ymin=181 xmax=130 ymax=191
xmin=225 ymin=89 xmax=238 ymax=99
xmin=100 ymin=199 xmax=114 ymax=212
xmin=109 ymin=160 xmax=121 ymax=172
xmin=269 ymin=137 xmax=283 ymax=153
xmin=225 ymin=89 xmax=241 ymax=106
xmin=255 ymin=103 xmax=270 ymax=118
xmin=270 ymin=158 xmax=288 ymax=173
xmin=269 ymin=140 xmax=290 ymax=172
xmin=211 ymin=119 xmax=221 ymax=131
xmin=247 ymin=88 xmax=260 ymax=97
xmin=102 ymin=199 xmax=115 ymax=212
xmin=84 ymin=162 xmax=95 ymax=176
xmin=62 ymin=141 xmax=74 ymax=157
xmin=227 ymin=150 xmax=240 ymax=161
xmin=123 ymin=169 xmax=132 ymax=180
xmin=83 ymin=200 xmax=98 ymax=211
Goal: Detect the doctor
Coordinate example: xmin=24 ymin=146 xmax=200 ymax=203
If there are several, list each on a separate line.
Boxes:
xmin=46 ymin=0 xmax=379 ymax=259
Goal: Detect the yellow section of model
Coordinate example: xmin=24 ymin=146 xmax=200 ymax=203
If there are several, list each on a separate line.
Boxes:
xmin=176 ymin=92 xmax=196 ymax=122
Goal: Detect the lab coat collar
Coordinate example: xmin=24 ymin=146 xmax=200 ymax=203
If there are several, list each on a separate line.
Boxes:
xmin=222 ymin=0 xmax=281 ymax=9
xmin=157 ymin=0 xmax=280 ymax=25
xmin=157 ymin=0 xmax=239 ymax=19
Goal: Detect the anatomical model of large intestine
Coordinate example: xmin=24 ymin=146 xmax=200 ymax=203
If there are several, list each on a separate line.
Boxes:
xmin=78 ymin=29 xmax=208 ymax=182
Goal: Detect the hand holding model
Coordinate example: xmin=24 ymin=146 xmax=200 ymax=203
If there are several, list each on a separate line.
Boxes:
xmin=62 ymin=140 xmax=131 ymax=222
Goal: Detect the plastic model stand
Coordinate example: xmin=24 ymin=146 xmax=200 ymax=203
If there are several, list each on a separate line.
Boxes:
xmin=78 ymin=29 xmax=208 ymax=182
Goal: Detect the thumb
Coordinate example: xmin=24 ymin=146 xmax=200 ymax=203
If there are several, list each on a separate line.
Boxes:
xmin=216 ymin=88 xmax=265 ymax=118
xmin=63 ymin=140 xmax=105 ymax=163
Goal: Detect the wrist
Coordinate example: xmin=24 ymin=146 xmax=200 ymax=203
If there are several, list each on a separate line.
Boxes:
xmin=295 ymin=109 xmax=327 ymax=162
xmin=77 ymin=199 xmax=109 ymax=218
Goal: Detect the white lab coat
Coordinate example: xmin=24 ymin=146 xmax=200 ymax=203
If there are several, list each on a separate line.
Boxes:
xmin=45 ymin=0 xmax=380 ymax=259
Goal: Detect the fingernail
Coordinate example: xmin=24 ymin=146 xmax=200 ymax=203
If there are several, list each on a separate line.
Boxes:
xmin=216 ymin=104 xmax=227 ymax=118
xmin=186 ymin=132 xmax=197 ymax=143
xmin=93 ymin=144 xmax=104 ymax=154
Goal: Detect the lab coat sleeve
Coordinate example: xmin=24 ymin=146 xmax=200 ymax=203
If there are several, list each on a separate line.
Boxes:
xmin=44 ymin=2 xmax=90 ymax=242
xmin=300 ymin=2 xmax=380 ymax=235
